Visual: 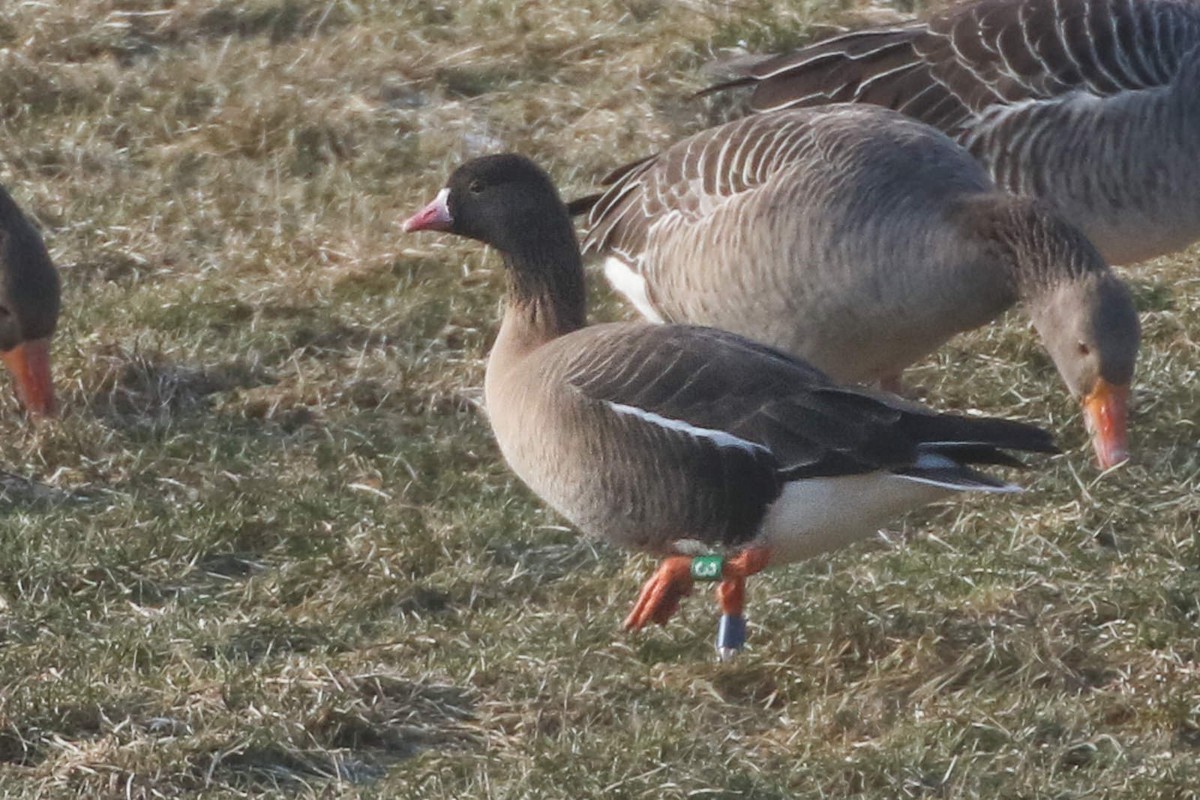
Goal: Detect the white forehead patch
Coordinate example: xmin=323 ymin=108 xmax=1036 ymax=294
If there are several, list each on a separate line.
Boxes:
xmin=433 ymin=186 xmax=451 ymax=213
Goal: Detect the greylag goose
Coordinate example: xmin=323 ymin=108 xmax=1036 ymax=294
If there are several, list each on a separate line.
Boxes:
xmin=705 ymin=0 xmax=1200 ymax=266
xmin=577 ymin=106 xmax=1139 ymax=469
xmin=0 ymin=185 xmax=59 ymax=416
xmin=404 ymin=153 xmax=1057 ymax=656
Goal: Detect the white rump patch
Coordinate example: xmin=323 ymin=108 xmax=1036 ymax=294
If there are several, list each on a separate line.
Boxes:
xmin=603 ymin=256 xmax=665 ymax=323
xmin=603 ymin=401 xmax=765 ymax=453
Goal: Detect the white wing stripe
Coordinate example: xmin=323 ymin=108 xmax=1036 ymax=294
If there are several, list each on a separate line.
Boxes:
xmin=603 ymin=400 xmax=768 ymax=454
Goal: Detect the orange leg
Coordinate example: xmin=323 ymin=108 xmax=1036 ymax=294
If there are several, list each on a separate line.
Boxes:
xmin=623 ymin=547 xmax=773 ymax=651
xmin=716 ymin=576 xmax=746 ymax=618
xmin=624 ymin=556 xmax=694 ymax=630
xmin=716 ymin=545 xmax=772 ymax=616
xmin=722 ymin=546 xmax=771 ymax=586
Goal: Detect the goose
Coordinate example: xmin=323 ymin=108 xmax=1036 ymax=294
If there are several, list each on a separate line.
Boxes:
xmin=576 ymin=105 xmax=1140 ymax=470
xmin=404 ymin=153 xmax=1057 ymax=656
xmin=0 ymin=184 xmax=59 ymax=417
xmin=704 ymin=0 xmax=1200 ymax=266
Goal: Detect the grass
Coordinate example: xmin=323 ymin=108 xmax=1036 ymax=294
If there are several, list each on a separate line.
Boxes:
xmin=0 ymin=0 xmax=1197 ymax=797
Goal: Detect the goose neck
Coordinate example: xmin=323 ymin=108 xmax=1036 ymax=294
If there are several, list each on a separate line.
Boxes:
xmin=500 ymin=238 xmax=587 ymax=348
xmin=973 ymin=195 xmax=1109 ymax=303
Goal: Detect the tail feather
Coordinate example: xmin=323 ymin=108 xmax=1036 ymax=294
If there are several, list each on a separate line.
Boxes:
xmin=898 ymin=464 xmax=1021 ymax=493
xmin=566 ymin=192 xmax=602 ymax=218
xmin=900 ymin=412 xmax=1059 ymax=456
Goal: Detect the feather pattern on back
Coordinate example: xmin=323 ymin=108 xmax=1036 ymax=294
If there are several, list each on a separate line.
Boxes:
xmin=580 ymin=106 xmax=1029 ymax=384
xmin=709 ymin=0 xmax=1200 ymax=264
xmin=494 ymin=320 xmax=1053 ymax=554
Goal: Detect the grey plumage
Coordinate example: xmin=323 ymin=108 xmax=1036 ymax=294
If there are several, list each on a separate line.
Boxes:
xmin=577 ymin=106 xmax=1139 ymax=467
xmin=707 ymin=0 xmax=1200 ymax=265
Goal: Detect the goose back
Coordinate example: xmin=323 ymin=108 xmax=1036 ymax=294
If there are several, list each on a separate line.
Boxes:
xmin=582 ymin=106 xmax=1020 ymax=384
xmin=715 ymin=0 xmax=1200 ymax=264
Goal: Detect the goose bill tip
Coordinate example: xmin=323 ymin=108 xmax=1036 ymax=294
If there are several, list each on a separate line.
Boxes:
xmin=1083 ymin=378 xmax=1130 ymax=469
xmin=1 ymin=338 xmax=56 ymax=418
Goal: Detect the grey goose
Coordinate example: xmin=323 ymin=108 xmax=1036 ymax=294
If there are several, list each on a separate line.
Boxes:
xmin=705 ymin=0 xmax=1200 ymax=266
xmin=576 ymin=106 xmax=1139 ymax=469
xmin=0 ymin=184 xmax=59 ymax=417
xmin=404 ymin=154 xmax=1057 ymax=656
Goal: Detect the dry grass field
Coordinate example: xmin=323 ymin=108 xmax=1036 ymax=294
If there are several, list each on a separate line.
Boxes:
xmin=0 ymin=0 xmax=1197 ymax=797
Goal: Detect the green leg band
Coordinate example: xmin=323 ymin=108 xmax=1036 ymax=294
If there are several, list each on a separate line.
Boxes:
xmin=691 ymin=554 xmax=724 ymax=582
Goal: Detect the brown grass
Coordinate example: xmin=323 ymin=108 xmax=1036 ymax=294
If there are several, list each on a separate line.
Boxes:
xmin=0 ymin=0 xmax=1197 ymax=797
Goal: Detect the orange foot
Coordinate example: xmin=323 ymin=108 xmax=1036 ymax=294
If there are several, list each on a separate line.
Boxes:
xmin=624 ymin=556 xmax=694 ymax=630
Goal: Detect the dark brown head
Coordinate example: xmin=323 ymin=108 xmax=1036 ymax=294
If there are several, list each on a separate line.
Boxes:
xmin=403 ymin=155 xmax=574 ymax=250
xmin=0 ymin=185 xmax=60 ymax=417
xmin=1029 ymin=271 xmax=1139 ymax=469
xmin=403 ymin=154 xmax=584 ymax=332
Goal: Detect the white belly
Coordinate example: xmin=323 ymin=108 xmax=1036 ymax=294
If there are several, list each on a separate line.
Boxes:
xmin=757 ymin=473 xmax=954 ymax=564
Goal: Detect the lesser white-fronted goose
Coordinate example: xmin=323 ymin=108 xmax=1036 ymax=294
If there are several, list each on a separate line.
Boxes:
xmin=577 ymin=106 xmax=1139 ymax=469
xmin=405 ymin=154 xmax=1057 ymax=656
xmin=705 ymin=0 xmax=1200 ymax=266
xmin=0 ymin=184 xmax=59 ymax=417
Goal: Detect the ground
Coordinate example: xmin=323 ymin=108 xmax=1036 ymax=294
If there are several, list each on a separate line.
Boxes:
xmin=0 ymin=1 xmax=1198 ymax=798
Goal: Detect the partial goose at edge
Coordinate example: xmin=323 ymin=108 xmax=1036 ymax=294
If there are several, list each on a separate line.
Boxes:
xmin=0 ymin=184 xmax=60 ymax=418
xmin=703 ymin=0 xmax=1200 ymax=266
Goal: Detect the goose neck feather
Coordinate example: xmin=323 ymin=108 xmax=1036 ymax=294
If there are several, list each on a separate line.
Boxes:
xmin=0 ymin=184 xmax=60 ymax=348
xmin=501 ymin=245 xmax=587 ymax=345
xmin=962 ymin=193 xmax=1110 ymax=302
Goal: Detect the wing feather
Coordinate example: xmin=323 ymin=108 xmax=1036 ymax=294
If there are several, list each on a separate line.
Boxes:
xmin=563 ymin=324 xmax=1054 ymax=482
xmin=710 ymin=0 xmax=1200 ymax=133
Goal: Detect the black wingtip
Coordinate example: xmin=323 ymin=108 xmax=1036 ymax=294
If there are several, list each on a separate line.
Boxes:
xmin=566 ymin=193 xmax=603 ymax=218
xmin=694 ymin=75 xmax=757 ymax=99
xmin=973 ymin=420 xmax=1060 ymax=457
xmin=930 ymin=444 xmax=1029 ymax=470
xmin=902 ymin=412 xmax=1059 ymax=459
xmin=997 ymin=422 xmax=1060 ymax=456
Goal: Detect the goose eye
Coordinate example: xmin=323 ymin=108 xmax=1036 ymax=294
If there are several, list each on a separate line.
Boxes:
xmin=1077 ymin=341 xmax=1091 ymax=357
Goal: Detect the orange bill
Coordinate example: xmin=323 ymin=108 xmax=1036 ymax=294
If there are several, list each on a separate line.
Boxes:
xmin=1 ymin=337 xmax=55 ymax=417
xmin=1082 ymin=378 xmax=1130 ymax=469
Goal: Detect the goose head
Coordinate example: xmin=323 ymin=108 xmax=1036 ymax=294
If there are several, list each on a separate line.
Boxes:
xmin=0 ymin=187 xmax=60 ymax=418
xmin=403 ymin=154 xmax=574 ymax=253
xmin=403 ymin=155 xmax=585 ymax=335
xmin=1030 ymin=272 xmax=1139 ymax=469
